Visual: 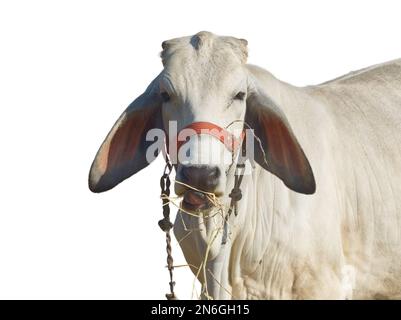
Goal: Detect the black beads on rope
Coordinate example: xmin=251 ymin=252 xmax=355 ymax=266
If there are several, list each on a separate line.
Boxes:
xmin=159 ymin=163 xmax=173 ymax=232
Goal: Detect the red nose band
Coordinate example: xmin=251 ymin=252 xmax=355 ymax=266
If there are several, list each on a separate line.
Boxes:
xmin=175 ymin=122 xmax=245 ymax=153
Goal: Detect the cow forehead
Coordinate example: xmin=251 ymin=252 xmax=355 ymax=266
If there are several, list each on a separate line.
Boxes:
xmin=160 ymin=32 xmax=248 ymax=84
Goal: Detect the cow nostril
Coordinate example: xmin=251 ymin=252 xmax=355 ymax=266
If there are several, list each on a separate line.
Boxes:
xmin=208 ymin=167 xmax=220 ymax=179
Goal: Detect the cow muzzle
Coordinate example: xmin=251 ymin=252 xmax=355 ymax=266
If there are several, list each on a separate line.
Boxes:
xmin=177 ymin=165 xmax=221 ymax=210
xmin=169 ymin=121 xmax=244 ymax=211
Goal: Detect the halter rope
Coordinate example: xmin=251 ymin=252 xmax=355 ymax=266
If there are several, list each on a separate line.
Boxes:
xmin=158 ymin=154 xmax=177 ymax=300
xmin=158 ymin=122 xmax=247 ymax=300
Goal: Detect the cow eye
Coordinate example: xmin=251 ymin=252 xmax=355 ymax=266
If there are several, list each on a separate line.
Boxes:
xmin=234 ymin=91 xmax=246 ymax=101
xmin=161 ymin=91 xmax=170 ymax=102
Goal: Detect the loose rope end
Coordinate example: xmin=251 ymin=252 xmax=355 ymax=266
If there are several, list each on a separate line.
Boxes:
xmin=166 ymin=293 xmax=178 ymax=300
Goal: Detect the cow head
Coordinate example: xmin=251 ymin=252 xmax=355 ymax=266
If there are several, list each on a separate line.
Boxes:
xmin=89 ymin=30 xmax=315 ymax=208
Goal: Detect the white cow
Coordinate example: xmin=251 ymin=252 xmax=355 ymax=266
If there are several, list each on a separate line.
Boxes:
xmin=89 ymin=31 xmax=401 ymax=299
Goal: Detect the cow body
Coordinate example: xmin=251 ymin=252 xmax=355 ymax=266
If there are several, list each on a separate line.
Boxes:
xmin=174 ymin=59 xmax=401 ymax=299
xmin=89 ymin=31 xmax=401 ymax=299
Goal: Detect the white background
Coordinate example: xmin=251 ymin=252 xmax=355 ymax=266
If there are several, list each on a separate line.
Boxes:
xmin=0 ymin=0 xmax=400 ymax=299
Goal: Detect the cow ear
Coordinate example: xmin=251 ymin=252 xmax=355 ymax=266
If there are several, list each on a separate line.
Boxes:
xmin=245 ymin=75 xmax=316 ymax=194
xmin=89 ymin=76 xmax=163 ymax=193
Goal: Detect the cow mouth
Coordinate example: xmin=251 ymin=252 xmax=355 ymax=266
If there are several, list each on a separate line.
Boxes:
xmin=182 ymin=190 xmax=212 ymax=211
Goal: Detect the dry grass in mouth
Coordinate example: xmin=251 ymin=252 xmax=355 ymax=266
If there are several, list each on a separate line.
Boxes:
xmin=161 ymin=179 xmax=224 ymax=217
